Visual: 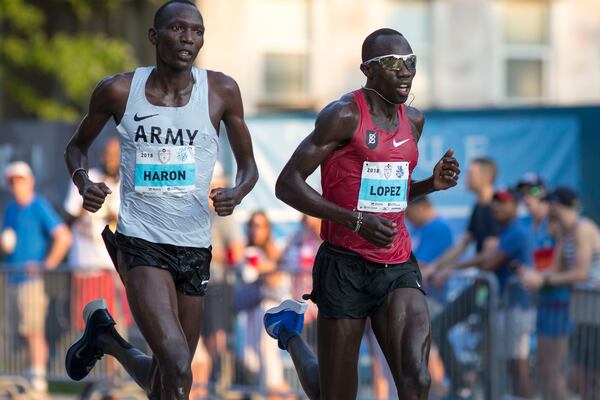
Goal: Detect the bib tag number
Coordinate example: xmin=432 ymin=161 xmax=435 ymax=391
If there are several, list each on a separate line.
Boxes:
xmin=134 ymin=145 xmax=196 ymax=194
xmin=357 ymin=161 xmax=409 ymax=212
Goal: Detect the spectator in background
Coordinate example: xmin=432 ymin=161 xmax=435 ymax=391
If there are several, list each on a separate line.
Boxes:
xmin=405 ymin=196 xmax=453 ymax=398
xmin=237 ymin=211 xmax=290 ymax=398
xmin=520 ymin=187 xmax=600 ymax=400
xmin=63 ymin=137 xmax=129 ymax=333
xmin=428 ymin=157 xmax=499 ymax=399
xmin=517 ymin=173 xmax=553 ymax=249
xmin=279 ymin=214 xmax=321 ymax=334
xmin=444 ymin=189 xmax=535 ymax=398
xmin=197 ymin=161 xmax=244 ymax=394
xmin=0 ymin=161 xmax=72 ymax=395
xmin=246 ymin=210 xmax=281 ymax=269
xmin=431 ymin=157 xmax=500 ymax=280
xmin=407 ymin=196 xmax=454 ymax=291
xmin=516 ymin=174 xmax=565 ymax=400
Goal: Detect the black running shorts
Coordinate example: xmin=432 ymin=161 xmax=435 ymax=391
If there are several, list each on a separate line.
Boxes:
xmin=115 ymin=232 xmax=212 ymax=296
xmin=309 ymin=242 xmax=424 ymax=319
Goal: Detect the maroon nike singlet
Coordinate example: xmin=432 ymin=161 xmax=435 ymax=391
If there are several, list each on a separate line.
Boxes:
xmin=320 ymin=89 xmax=419 ymax=264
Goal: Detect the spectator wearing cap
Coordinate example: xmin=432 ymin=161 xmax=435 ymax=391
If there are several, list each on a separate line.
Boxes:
xmin=520 ymin=187 xmax=600 ymax=400
xmin=517 ymin=173 xmax=554 ymax=251
xmin=516 ymin=175 xmax=571 ymax=399
xmin=0 ymin=161 xmax=72 ymax=395
xmin=437 ymin=189 xmax=535 ymax=398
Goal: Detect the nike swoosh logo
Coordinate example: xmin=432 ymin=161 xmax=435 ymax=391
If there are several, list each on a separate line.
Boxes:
xmin=393 ymin=138 xmax=411 ymax=148
xmin=267 ymin=322 xmax=279 ymax=334
xmin=74 ymin=344 xmax=87 ymax=360
xmin=416 ymin=280 xmax=422 ymax=288
xmin=133 ymin=113 xmax=159 ymax=121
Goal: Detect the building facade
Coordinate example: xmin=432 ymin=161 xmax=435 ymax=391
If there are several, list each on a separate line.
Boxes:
xmin=197 ymin=0 xmax=600 ymax=114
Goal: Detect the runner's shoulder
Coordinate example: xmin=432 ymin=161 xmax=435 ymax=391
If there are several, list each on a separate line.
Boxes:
xmin=315 ymin=94 xmax=360 ymax=141
xmin=93 ymin=72 xmax=134 ymax=106
xmin=206 ymin=70 xmax=240 ymax=96
xmin=405 ymin=105 xmax=424 ymax=131
xmin=405 ymin=105 xmax=425 ymax=140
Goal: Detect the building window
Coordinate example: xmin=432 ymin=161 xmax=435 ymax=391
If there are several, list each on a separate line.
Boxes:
xmin=501 ymin=1 xmax=549 ymax=101
xmin=505 ymin=59 xmax=543 ymax=98
xmin=264 ymin=53 xmax=307 ymax=97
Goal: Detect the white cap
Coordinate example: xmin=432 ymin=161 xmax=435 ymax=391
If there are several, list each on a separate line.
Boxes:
xmin=5 ymin=161 xmax=33 ymax=181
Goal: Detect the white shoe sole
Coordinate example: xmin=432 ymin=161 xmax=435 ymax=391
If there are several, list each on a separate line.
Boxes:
xmin=71 ymin=299 xmax=108 ymax=352
xmin=83 ymin=298 xmax=108 ymax=323
xmin=265 ymin=299 xmax=308 ymax=316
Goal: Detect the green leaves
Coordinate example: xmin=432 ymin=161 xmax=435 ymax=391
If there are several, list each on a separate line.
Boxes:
xmin=1 ymin=0 xmax=138 ymax=121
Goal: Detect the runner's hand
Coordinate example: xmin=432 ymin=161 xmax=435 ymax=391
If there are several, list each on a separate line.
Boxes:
xmin=357 ymin=214 xmax=397 ymax=248
xmin=80 ymin=181 xmax=112 ymax=213
xmin=433 ymin=149 xmax=460 ymax=190
xmin=210 ymin=187 xmax=240 ymax=216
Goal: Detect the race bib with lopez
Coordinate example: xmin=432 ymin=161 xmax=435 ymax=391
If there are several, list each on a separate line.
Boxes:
xmin=357 ymin=161 xmax=409 ymax=212
xmin=134 ymin=145 xmax=196 ymax=194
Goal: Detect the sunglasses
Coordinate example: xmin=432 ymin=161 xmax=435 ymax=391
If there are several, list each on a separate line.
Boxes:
xmin=364 ymin=54 xmax=417 ymax=71
xmin=520 ymin=186 xmax=544 ymax=198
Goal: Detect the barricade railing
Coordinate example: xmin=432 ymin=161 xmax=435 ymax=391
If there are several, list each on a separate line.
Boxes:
xmin=0 ymin=266 xmax=504 ymax=399
xmin=499 ymin=275 xmax=600 ymax=400
xmin=428 ymin=269 xmax=500 ymax=400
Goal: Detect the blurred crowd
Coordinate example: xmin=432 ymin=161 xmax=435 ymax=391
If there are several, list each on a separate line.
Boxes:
xmin=1 ymin=141 xmax=599 ymax=400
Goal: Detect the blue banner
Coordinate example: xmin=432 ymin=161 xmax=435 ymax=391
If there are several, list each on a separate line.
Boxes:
xmin=237 ymin=114 xmax=581 ymax=240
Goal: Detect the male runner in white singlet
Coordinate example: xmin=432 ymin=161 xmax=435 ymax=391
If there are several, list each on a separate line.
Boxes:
xmin=64 ymin=1 xmax=258 ymax=398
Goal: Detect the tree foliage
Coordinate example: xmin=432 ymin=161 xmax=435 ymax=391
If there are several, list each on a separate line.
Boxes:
xmin=0 ymin=0 xmax=139 ymax=121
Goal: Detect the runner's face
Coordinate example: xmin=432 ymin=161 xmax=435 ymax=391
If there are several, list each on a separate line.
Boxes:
xmin=151 ymin=4 xmax=204 ymax=70
xmin=361 ymin=35 xmax=415 ymax=104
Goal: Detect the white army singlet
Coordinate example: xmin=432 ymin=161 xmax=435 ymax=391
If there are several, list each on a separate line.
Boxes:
xmin=116 ymin=66 xmax=218 ymax=248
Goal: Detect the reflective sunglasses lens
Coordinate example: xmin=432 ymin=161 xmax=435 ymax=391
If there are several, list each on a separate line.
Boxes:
xmin=378 ymin=55 xmax=417 ymax=70
xmin=379 ymin=56 xmax=404 ymax=70
xmin=405 ymin=55 xmax=417 ymax=69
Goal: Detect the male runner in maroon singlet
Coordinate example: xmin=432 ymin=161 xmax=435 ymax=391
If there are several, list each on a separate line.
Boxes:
xmin=263 ymin=29 xmax=460 ymax=400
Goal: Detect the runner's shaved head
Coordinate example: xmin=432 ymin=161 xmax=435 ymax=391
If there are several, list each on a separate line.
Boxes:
xmin=362 ymin=28 xmax=409 ymax=62
xmin=153 ymin=0 xmax=201 ymax=29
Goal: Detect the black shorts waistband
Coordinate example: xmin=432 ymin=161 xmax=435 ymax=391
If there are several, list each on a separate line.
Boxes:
xmin=321 ymin=242 xmax=415 ymax=268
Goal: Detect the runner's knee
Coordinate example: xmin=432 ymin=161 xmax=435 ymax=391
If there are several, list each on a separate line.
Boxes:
xmin=158 ymin=346 xmax=193 ymax=387
xmin=397 ymin=358 xmax=431 ymax=396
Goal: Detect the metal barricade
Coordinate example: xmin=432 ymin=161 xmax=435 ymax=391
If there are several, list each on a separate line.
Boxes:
xmin=568 ymin=282 xmax=600 ymax=400
xmin=0 ymin=266 xmax=142 ymax=398
xmin=428 ymin=270 xmax=500 ymax=400
xmin=0 ymin=266 xmax=505 ymax=399
xmin=499 ymin=276 xmax=600 ymax=400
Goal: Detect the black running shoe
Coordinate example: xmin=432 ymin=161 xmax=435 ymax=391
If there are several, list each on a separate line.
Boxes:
xmin=65 ymin=299 xmax=116 ymax=381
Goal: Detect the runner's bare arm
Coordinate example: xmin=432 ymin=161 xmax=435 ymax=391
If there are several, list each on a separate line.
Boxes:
xmin=64 ymin=74 xmax=131 ymax=212
xmin=277 ymin=97 xmax=397 ymax=248
xmin=405 ymin=107 xmax=460 ymax=200
xmin=208 ymin=73 xmax=258 ymax=216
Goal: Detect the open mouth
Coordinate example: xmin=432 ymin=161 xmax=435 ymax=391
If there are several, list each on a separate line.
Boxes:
xmin=177 ymin=50 xmax=193 ymax=60
xmin=398 ymin=84 xmax=411 ymax=96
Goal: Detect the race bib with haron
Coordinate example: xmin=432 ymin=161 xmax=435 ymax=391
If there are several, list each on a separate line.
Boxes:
xmin=134 ymin=145 xmax=196 ymax=194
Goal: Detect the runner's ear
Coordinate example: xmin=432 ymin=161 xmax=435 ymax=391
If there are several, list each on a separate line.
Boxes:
xmin=148 ymin=27 xmax=158 ymax=46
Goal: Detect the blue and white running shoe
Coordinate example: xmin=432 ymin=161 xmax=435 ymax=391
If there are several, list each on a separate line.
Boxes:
xmin=263 ymin=299 xmax=308 ymax=350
